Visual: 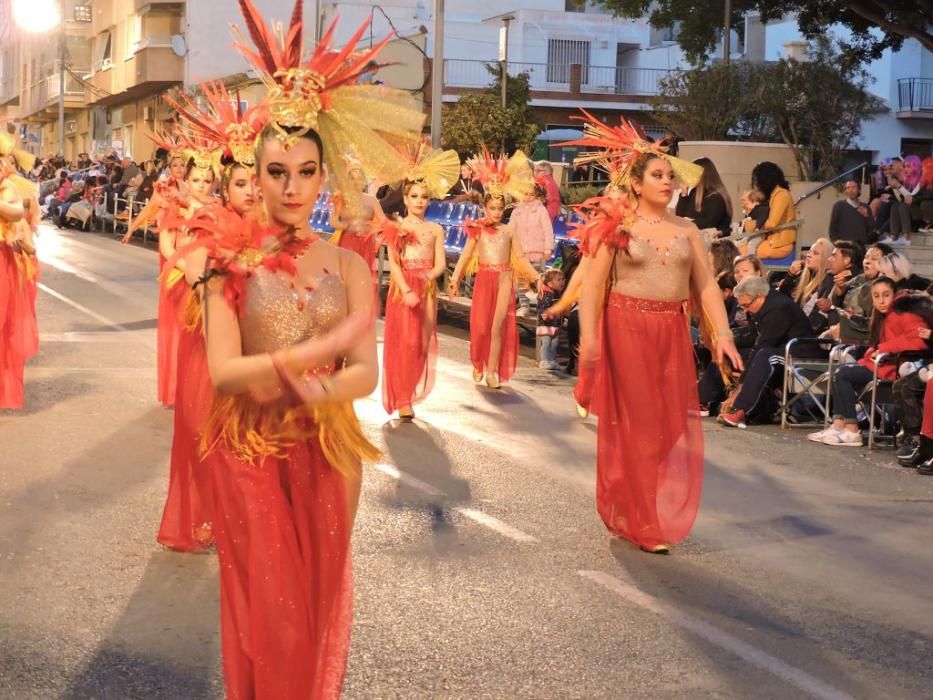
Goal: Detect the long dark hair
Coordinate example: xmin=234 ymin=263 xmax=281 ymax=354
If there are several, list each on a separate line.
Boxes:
xmin=693 ymin=157 xmax=733 ymax=219
xmin=751 ymin=161 xmax=790 ymax=198
xmin=868 ymin=276 xmax=896 ymax=346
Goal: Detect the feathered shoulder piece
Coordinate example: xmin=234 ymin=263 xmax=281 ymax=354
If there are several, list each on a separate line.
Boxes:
xmin=167 ymin=203 xmax=315 ymax=312
xmin=557 ymin=109 xmax=703 ymax=190
xmin=570 ymin=194 xmax=636 ymax=255
xmin=376 ymin=217 xmax=405 ymax=252
xmin=399 ymin=143 xmax=460 ymax=199
xmin=232 ymin=1 xmax=423 ymax=206
xmin=463 ymin=217 xmax=498 ymax=240
xmin=0 ymin=133 xmax=35 ymax=173
xmin=165 ymin=81 xmax=268 ymax=167
xmin=467 ymin=146 xmax=534 ymax=203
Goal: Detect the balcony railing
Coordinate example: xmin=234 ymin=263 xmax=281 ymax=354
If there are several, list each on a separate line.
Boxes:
xmin=898 ymin=78 xmax=933 ymax=113
xmin=46 ymin=69 xmax=88 ymax=101
xmin=444 ymin=59 xmax=678 ymax=96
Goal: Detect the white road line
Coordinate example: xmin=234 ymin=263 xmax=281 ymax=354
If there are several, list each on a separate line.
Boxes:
xmin=456 ymin=508 xmax=539 ymax=544
xmin=38 ymin=282 xmax=131 ymax=332
xmin=372 ymin=462 xmax=444 ymax=497
xmin=372 ymin=463 xmax=539 ymax=543
xmin=578 ymin=570 xmax=854 ymax=700
xmin=40 ymin=331 xmax=130 ymax=343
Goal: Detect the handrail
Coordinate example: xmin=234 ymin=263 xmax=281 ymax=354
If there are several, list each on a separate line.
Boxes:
xmin=794 ymin=162 xmax=869 ymax=205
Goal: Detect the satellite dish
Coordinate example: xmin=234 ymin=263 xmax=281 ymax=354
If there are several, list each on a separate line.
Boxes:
xmin=171 ymin=35 xmax=187 ymax=57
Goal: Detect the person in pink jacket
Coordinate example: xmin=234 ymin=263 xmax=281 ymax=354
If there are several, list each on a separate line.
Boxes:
xmin=533 ymin=161 xmax=562 ymax=222
xmin=511 ymin=183 xmax=554 ymax=270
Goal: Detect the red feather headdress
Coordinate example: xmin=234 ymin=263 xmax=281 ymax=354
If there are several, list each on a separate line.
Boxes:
xmin=466 ymin=145 xmax=534 ymax=203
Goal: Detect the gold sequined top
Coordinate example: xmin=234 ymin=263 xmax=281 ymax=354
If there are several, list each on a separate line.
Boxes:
xmin=239 ymin=269 xmax=348 ymax=356
xmin=400 ymin=224 xmax=438 ymax=267
xmin=610 ymin=232 xmax=693 ymax=302
xmin=476 ymin=225 xmax=513 ymax=266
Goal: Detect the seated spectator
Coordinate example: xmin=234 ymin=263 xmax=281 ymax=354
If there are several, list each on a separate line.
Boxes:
xmin=776 ymin=237 xmax=833 ymax=333
xmin=825 ymin=240 xmax=874 ymax=342
xmin=829 ymin=179 xmax=874 ymax=245
xmin=750 ymin=161 xmax=797 ymax=260
xmin=718 ymin=275 xmax=815 ymax=428
xmin=709 ymin=238 xmax=740 ymax=278
xmin=809 ymin=276 xmax=930 ymax=447
xmin=874 ymin=158 xmax=915 ymax=245
xmin=448 ymin=162 xmax=484 ymax=202
xmin=675 ymin=157 xmax=733 ymax=237
xmin=733 ymin=254 xmax=764 ymax=284
xmin=917 ymin=157 xmax=933 ymax=234
xmin=739 ymin=189 xmax=769 ymax=236
xmin=891 ymin=294 xmax=933 ymax=465
xmin=877 ymin=250 xmax=930 ymax=292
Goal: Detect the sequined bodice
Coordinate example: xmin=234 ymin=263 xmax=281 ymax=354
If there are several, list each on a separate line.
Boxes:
xmin=476 ymin=227 xmax=512 ymax=265
xmin=610 ymin=234 xmax=692 ymax=302
xmin=239 ymin=269 xmax=347 ymax=355
xmin=400 ymin=226 xmax=436 ymax=264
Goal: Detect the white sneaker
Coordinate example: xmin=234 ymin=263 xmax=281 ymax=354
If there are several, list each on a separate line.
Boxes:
xmin=877 ymin=235 xmax=895 ymax=244
xmin=892 ymin=237 xmax=911 ymax=247
xmin=822 ymin=430 xmax=863 ymax=447
xmin=808 ymin=425 xmax=841 ymax=442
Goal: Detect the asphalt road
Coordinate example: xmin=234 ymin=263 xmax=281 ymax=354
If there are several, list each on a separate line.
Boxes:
xmin=1 ymin=225 xmax=932 ymax=700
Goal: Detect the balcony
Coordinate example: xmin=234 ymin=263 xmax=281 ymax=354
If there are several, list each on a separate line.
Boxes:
xmin=21 ymin=68 xmax=88 ymax=121
xmin=0 ymin=76 xmax=19 ymax=106
xmin=87 ymin=42 xmax=182 ymax=106
xmin=444 ymin=60 xmax=678 ymax=100
xmin=897 ymin=78 xmax=933 ymax=119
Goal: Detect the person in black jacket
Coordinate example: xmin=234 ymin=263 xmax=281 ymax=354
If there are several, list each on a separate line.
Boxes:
xmin=675 ymin=157 xmax=733 ymax=237
xmin=719 ymin=275 xmax=815 ymax=428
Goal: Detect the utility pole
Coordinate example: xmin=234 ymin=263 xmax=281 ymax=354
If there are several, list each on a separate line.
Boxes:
xmin=430 ymin=0 xmax=444 ymax=148
xmin=500 ymin=16 xmax=513 ymax=109
xmin=58 ymin=0 xmax=66 ymax=157
xmin=722 ymin=0 xmax=731 ymax=64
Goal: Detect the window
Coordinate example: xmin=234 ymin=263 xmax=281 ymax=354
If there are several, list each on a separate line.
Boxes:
xmin=96 ymin=31 xmax=113 ymax=70
xmin=547 ymin=39 xmax=590 ymax=84
xmin=125 ymin=14 xmax=142 ymax=57
xmin=73 ymin=2 xmax=92 ymax=23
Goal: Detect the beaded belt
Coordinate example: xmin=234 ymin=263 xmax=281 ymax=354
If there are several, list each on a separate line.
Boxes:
xmin=478 ymin=263 xmax=513 ymax=272
xmin=402 ymin=259 xmax=433 ymax=270
xmin=609 ymin=292 xmax=685 ymax=315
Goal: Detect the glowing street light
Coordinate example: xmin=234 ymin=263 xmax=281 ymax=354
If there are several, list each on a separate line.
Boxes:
xmin=12 ymin=0 xmax=61 ymax=34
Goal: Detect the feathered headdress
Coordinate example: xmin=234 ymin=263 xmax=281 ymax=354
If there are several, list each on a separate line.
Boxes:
xmin=467 ymin=146 xmax=534 ymax=203
xmin=232 ymin=1 xmax=423 ymax=209
xmin=149 ymin=129 xmax=187 ymax=164
xmin=557 ymin=110 xmax=703 ymax=190
xmin=164 ymin=81 xmax=267 ymax=168
xmin=175 ymin=133 xmax=223 ymax=180
xmin=0 ymin=133 xmax=36 ymax=173
xmin=398 ymin=142 xmax=460 ymax=199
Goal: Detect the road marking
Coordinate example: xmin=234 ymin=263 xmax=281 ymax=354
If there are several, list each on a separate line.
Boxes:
xmin=456 ymin=508 xmax=539 ymax=543
xmin=38 ymin=283 xmax=157 ymax=350
xmin=40 ymin=331 xmax=131 ymax=343
xmin=578 ymin=570 xmax=854 ymax=700
xmin=373 ymin=462 xmax=444 ymax=497
xmin=372 ymin=463 xmax=538 ymax=543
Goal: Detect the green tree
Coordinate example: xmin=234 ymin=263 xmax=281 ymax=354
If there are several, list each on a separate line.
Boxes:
xmin=598 ymin=0 xmax=933 ymax=65
xmin=650 ymin=37 xmax=885 ymax=180
xmin=441 ymin=67 xmax=540 ymax=157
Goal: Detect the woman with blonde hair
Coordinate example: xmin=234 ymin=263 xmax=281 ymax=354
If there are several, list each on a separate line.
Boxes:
xmin=776 ymin=237 xmax=833 ymax=332
xmin=877 ymin=250 xmax=930 ymax=292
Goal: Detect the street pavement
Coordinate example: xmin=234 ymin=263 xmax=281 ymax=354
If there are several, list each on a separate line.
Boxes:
xmin=1 ymin=225 xmax=932 ymax=699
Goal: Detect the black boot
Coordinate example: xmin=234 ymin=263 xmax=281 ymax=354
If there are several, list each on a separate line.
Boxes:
xmin=916 ymin=436 xmax=933 ymax=475
xmin=896 ymin=434 xmax=921 ymax=467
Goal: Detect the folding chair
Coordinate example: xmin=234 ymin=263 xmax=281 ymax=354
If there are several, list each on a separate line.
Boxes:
xmin=780 ymin=337 xmax=839 ymax=428
xmin=861 ymin=352 xmax=933 ymax=450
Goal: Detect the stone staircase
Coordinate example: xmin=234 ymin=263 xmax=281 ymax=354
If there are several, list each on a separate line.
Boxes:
xmin=904 ymin=232 xmax=933 ymax=280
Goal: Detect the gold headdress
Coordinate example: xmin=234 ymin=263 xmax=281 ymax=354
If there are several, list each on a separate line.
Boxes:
xmin=176 ymin=133 xmax=223 ymax=180
xmin=0 ymin=133 xmax=36 ymax=173
xmin=232 ymin=1 xmax=424 ymax=208
xmin=149 ymin=130 xmax=187 ymax=165
xmin=399 ymin=142 xmax=460 ymax=199
xmin=467 ymin=146 xmax=534 ymax=203
xmin=164 ymin=81 xmax=267 ymax=168
xmin=557 ymin=109 xmax=703 ymax=189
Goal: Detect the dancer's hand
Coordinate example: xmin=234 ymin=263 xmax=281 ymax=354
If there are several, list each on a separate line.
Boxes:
xmin=541 ymin=303 xmax=564 ymax=321
xmin=447 ymin=279 xmax=460 ymax=298
xmin=579 ymin=336 xmax=600 ymax=368
xmin=716 ymin=336 xmax=744 ymax=374
xmin=277 ymin=309 xmax=372 ymax=376
xmin=403 ymin=289 xmax=420 ymax=308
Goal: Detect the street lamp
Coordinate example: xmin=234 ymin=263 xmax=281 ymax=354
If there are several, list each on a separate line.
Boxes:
xmin=498 ymin=16 xmax=514 ymax=109
xmin=12 ymin=0 xmax=66 ymax=157
xmin=430 ymin=0 xmax=444 ymax=149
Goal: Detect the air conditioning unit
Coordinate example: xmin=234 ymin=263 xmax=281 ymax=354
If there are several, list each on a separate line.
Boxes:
xmin=65 ymin=120 xmax=77 ymax=134
xmin=142 ymin=106 xmax=154 ymax=121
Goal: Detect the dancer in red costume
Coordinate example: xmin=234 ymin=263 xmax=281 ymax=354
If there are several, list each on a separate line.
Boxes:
xmin=448 ymin=149 xmax=539 ymax=389
xmin=155 ymin=82 xmax=266 ymax=552
xmin=567 ymin=112 xmax=742 ymax=554
xmin=0 ymin=136 xmax=37 ymax=409
xmin=329 ymin=165 xmax=386 ymax=279
xmin=198 ymin=4 xmax=423 ymax=696
xmin=381 ymin=145 xmax=457 ymax=419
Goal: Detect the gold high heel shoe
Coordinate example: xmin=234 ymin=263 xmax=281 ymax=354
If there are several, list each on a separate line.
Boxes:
xmin=399 ymin=406 xmax=415 ymax=422
xmin=576 ymin=402 xmax=589 ymax=419
xmin=472 ymin=369 xmax=484 ymax=384
xmin=640 ymin=544 xmax=671 ymax=555
xmin=485 ymin=372 xmax=502 ymax=390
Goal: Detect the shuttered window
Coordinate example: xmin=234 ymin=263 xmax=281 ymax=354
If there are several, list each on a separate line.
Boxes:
xmin=547 ymin=39 xmax=590 ymax=84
